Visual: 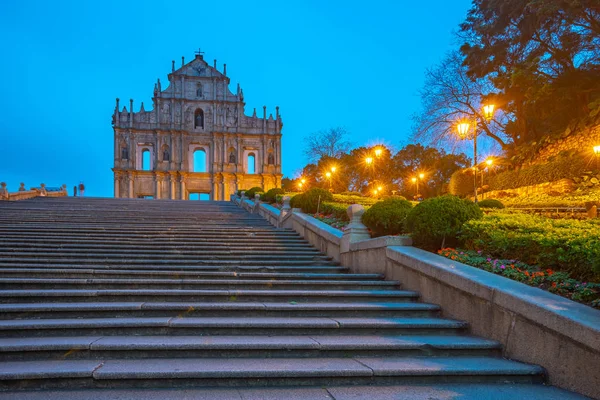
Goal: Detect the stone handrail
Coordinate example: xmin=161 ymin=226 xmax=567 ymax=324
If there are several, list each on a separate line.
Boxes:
xmin=0 ymin=182 xmax=68 ymax=201
xmin=235 ymin=198 xmax=600 ymax=399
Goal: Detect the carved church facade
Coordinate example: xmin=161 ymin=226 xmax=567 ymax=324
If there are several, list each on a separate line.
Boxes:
xmin=111 ymin=51 xmax=283 ymax=200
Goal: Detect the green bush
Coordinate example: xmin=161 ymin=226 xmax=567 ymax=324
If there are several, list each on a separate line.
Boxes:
xmin=461 ymin=212 xmax=600 ymax=281
xmin=289 ymin=193 xmax=304 ymax=209
xmin=405 ymin=195 xmax=483 ymax=250
xmin=293 ymin=188 xmax=333 ymax=213
xmin=477 ymin=199 xmax=505 ymax=209
xmin=362 ymin=198 xmax=413 ymax=237
xmin=261 ymin=188 xmax=285 ymax=204
xmin=449 ymin=169 xmax=475 ymax=198
xmin=245 ymin=186 xmax=264 ymax=199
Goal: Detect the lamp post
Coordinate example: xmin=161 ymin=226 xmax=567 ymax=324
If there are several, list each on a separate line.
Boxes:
xmin=411 ymin=177 xmax=418 ymax=199
xmin=482 ymin=158 xmax=493 ymax=196
xmin=456 ymin=104 xmax=495 ymax=203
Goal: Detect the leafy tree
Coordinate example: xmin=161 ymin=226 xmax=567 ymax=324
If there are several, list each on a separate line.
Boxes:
xmin=460 ymin=0 xmax=600 ymax=148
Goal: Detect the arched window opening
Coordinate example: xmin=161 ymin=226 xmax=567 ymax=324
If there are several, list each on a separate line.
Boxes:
xmin=196 ymin=84 xmax=203 ymax=98
xmin=247 ymin=153 xmax=256 ymax=174
xmin=194 ymin=108 xmax=204 ymax=129
xmin=193 ymin=149 xmax=207 ymax=172
xmin=142 ymin=149 xmax=151 ymax=171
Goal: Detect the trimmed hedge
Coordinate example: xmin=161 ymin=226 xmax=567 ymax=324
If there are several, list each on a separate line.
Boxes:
xmin=245 ymin=187 xmax=264 ymax=199
xmin=405 ymin=195 xmax=483 ymax=250
xmin=261 ymin=188 xmax=285 ymax=204
xmin=449 ymin=169 xmax=475 ymax=198
xmin=292 ymin=188 xmax=333 ymax=213
xmin=461 ymin=211 xmax=600 ymax=281
xmin=362 ymin=198 xmax=413 ymax=237
xmin=477 ymin=199 xmax=505 ymax=209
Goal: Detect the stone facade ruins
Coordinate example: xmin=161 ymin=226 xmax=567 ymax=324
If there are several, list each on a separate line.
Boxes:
xmin=111 ymin=51 xmax=283 ymax=200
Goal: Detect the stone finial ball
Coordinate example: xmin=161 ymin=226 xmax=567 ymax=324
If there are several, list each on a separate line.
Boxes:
xmin=0 ymin=182 xmax=6 ymax=188
xmin=346 ymin=204 xmax=365 ymax=220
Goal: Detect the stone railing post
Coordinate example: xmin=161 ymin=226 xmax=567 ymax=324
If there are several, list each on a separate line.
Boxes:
xmin=18 ymin=183 xmax=26 ymax=191
xmin=340 ymin=204 xmax=371 ymax=253
xmin=241 ymin=191 xmax=246 ymax=200
xmin=40 ymin=183 xmax=47 ymax=197
xmin=0 ymin=182 xmax=8 ymax=200
xmin=277 ymin=195 xmax=291 ymax=227
xmin=253 ymin=193 xmax=261 ymax=213
xmin=62 ymin=184 xmax=67 ymax=195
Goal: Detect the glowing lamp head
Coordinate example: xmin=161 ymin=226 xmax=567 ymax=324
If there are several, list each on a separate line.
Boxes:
xmin=301 ymin=178 xmax=306 ymax=184
xmin=331 ymin=166 xmax=337 ymax=173
xmin=483 ymin=104 xmax=495 ymax=121
xmin=325 ymin=172 xmax=331 ymax=178
xmin=419 ymin=173 xmax=425 ymax=179
xmin=411 ymin=177 xmax=417 ymax=183
xmin=486 ymin=159 xmax=493 ymax=166
xmin=457 ymin=121 xmax=471 ymax=138
xmin=298 ymin=182 xmax=303 ymax=188
xmin=594 ymin=146 xmax=600 ymax=155
xmin=365 ymin=157 xmax=373 ymax=165
xmin=377 ymin=186 xmax=382 ymax=191
xmin=374 ymin=148 xmax=382 ymax=157
xmin=372 ymin=190 xmax=378 ymax=196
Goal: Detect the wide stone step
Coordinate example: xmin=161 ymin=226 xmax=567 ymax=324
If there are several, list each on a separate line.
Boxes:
xmin=0 ymin=288 xmax=419 ymax=303
xmin=0 ymin=277 xmax=399 ymax=291
xmin=0 ymin=263 xmax=347 ymax=272
xmin=0 ymin=301 xmax=439 ymax=318
xmin=0 ymin=248 xmax=322 ymax=257
xmin=0 ymin=268 xmax=375 ymax=280
xmin=0 ymin=335 xmax=502 ymax=361
xmin=0 ymin=383 xmax=587 ymax=400
xmin=0 ymin=356 xmax=545 ymax=390
xmin=0 ymin=241 xmax=318 ymax=251
xmin=0 ymin=317 xmax=467 ymax=337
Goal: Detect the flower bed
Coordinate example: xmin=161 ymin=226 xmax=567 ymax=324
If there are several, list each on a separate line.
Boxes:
xmin=461 ymin=211 xmax=600 ymax=282
xmin=311 ymin=213 xmax=348 ymax=231
xmin=438 ymin=248 xmax=600 ymax=308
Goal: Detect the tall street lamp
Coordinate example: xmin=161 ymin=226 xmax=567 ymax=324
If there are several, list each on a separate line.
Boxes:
xmin=456 ymin=104 xmax=495 ymax=203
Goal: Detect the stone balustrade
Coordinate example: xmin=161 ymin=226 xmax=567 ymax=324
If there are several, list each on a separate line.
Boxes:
xmin=0 ymin=182 xmax=68 ymax=201
xmin=237 ymin=197 xmax=600 ymax=399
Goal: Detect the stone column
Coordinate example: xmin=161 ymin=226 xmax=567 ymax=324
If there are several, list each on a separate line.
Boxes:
xmin=128 ymin=173 xmax=134 ymax=198
xmin=179 ymin=173 xmax=187 ymax=200
xmin=170 ymin=172 xmax=177 ymax=200
xmin=114 ymin=172 xmax=120 ymax=198
xmin=155 ymin=173 xmax=162 ymax=199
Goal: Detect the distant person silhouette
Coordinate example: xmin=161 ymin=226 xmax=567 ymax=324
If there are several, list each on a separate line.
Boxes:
xmin=78 ymin=182 xmax=85 ymax=197
xmin=73 ymin=186 xmax=77 ymax=197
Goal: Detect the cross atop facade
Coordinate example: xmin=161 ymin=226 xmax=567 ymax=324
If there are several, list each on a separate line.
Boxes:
xmin=195 ymin=48 xmax=205 ymax=57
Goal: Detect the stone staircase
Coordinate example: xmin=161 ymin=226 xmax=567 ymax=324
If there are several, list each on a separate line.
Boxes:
xmin=0 ymin=197 xmax=586 ymax=399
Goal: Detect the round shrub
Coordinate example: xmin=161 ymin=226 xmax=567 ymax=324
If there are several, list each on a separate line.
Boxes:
xmin=289 ymin=193 xmax=304 ymax=209
xmin=296 ymin=188 xmax=333 ymax=213
xmin=245 ymin=186 xmax=264 ymax=199
xmin=362 ymin=198 xmax=413 ymax=237
xmin=449 ymin=169 xmax=475 ymax=198
xmin=405 ymin=195 xmax=483 ymax=250
xmin=261 ymin=188 xmax=285 ymax=203
xmin=477 ymin=199 xmax=505 ymax=209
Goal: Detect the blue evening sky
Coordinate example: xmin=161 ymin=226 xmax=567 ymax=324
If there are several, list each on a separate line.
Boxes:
xmin=0 ymin=0 xmax=472 ymax=197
